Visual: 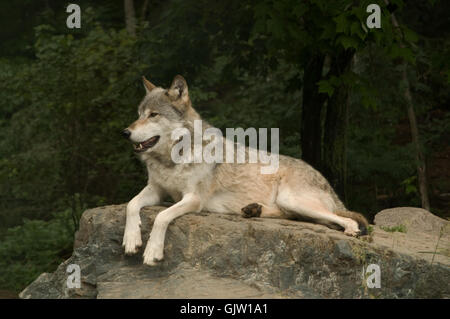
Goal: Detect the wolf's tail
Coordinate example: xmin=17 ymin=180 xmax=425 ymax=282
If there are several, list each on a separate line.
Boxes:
xmin=335 ymin=210 xmax=369 ymax=235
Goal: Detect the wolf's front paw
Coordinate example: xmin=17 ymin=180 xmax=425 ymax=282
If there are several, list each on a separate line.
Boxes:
xmin=122 ymin=225 xmax=142 ymax=255
xmin=241 ymin=203 xmax=262 ymax=218
xmin=143 ymin=241 xmax=164 ymax=266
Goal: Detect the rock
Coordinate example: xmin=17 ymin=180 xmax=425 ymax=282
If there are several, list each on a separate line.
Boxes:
xmin=20 ymin=205 xmax=450 ymax=299
xmin=373 ymin=207 xmax=450 ymax=267
xmin=375 ymin=207 xmax=449 ymax=236
xmin=334 ymin=240 xmax=355 ymax=260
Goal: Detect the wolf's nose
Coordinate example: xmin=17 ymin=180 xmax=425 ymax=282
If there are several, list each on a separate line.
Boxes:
xmin=122 ymin=129 xmax=131 ymax=139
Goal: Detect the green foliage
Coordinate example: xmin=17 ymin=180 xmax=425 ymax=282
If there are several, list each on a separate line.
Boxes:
xmin=0 ymin=209 xmax=74 ymax=292
xmin=199 ymin=60 xmax=302 ymax=158
xmin=0 ymin=0 xmax=449 ymax=294
xmin=402 ymin=176 xmax=418 ymax=195
xmin=251 ymin=0 xmax=407 ymax=59
xmin=380 ymin=224 xmax=407 ymax=233
xmin=0 ymin=14 xmax=149 ymax=232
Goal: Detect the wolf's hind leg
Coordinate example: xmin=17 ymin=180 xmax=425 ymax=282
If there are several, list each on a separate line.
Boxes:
xmin=276 ymin=191 xmax=360 ymax=236
xmin=123 ymin=184 xmax=162 ymax=255
xmin=241 ymin=203 xmax=286 ymax=219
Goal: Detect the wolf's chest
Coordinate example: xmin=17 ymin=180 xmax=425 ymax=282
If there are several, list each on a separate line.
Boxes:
xmin=146 ymin=162 xmax=214 ymax=200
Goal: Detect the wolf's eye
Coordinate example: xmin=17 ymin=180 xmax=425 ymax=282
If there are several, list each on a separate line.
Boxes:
xmin=148 ymin=112 xmax=159 ymax=118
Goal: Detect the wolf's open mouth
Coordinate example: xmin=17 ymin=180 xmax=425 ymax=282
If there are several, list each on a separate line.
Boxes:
xmin=133 ymin=136 xmax=160 ymax=152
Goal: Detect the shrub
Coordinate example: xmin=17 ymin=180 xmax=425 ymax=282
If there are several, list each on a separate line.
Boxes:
xmin=0 ymin=210 xmax=74 ymax=292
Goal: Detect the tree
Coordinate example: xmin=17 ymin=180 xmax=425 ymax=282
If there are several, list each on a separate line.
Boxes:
xmin=301 ymin=54 xmax=327 ymax=171
xmin=247 ymin=1 xmax=366 ymax=200
xmin=322 ymin=49 xmax=355 ymax=200
xmin=124 ymin=0 xmax=136 ymax=36
xmin=386 ymin=0 xmax=430 ymax=210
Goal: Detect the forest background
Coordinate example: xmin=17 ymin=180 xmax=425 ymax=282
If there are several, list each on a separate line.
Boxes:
xmin=0 ymin=0 xmax=449 ymax=295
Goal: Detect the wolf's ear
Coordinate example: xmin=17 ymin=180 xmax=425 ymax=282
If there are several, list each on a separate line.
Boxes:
xmin=167 ymin=75 xmax=189 ymax=104
xmin=142 ymin=76 xmax=156 ymax=94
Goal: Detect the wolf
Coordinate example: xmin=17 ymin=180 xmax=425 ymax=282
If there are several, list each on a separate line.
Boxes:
xmin=122 ymin=75 xmax=368 ymax=265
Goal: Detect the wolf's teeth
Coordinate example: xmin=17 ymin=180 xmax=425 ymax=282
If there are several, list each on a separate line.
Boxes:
xmin=139 ymin=143 xmax=143 ymax=149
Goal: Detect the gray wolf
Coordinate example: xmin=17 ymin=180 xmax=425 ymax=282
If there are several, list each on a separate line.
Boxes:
xmin=122 ymin=75 xmax=368 ymax=265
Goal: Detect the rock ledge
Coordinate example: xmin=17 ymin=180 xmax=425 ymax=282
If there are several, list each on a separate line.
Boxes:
xmin=20 ymin=205 xmax=449 ymax=298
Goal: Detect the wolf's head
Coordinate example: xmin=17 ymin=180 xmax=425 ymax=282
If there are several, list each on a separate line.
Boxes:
xmin=123 ymin=75 xmax=200 ymax=156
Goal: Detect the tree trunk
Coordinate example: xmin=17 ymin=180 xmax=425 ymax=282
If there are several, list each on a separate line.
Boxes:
xmin=124 ymin=0 xmax=136 ymax=37
xmin=301 ymin=53 xmax=327 ymax=170
xmin=385 ymin=0 xmax=431 ymax=210
xmin=402 ymin=68 xmax=430 ymax=210
xmin=141 ymin=0 xmax=149 ymax=21
xmin=322 ymin=50 xmax=354 ymax=202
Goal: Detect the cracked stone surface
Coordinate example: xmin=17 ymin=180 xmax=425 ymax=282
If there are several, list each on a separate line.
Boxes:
xmin=20 ymin=205 xmax=450 ymax=299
